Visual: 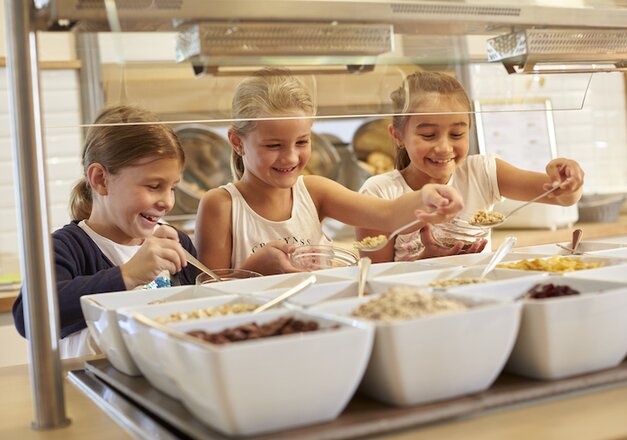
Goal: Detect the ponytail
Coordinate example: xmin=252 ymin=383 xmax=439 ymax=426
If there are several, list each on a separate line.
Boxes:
xmin=394 ymin=147 xmax=411 ymax=170
xmin=69 ymin=177 xmax=93 ymax=221
xmin=230 ymin=150 xmax=245 ymax=181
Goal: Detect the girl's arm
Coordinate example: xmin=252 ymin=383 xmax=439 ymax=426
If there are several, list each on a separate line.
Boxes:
xmin=305 ymin=175 xmax=463 ymax=231
xmin=195 ymin=188 xmax=234 ymax=270
xmin=496 ymin=158 xmax=584 ymax=206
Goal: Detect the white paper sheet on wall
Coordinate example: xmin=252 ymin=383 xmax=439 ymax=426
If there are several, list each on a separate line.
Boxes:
xmin=474 ymin=99 xmax=557 ymax=172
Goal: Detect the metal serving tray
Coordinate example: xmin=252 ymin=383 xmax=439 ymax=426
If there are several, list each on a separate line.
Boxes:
xmin=68 ymin=358 xmax=627 ymax=440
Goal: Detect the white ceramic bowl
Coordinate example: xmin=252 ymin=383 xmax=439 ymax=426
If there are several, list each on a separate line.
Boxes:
xmin=448 ymin=276 xmax=627 ymax=379
xmin=589 ymin=248 xmax=627 ymax=259
xmin=426 ymin=252 xmax=550 ymax=267
xmin=312 ymin=291 xmax=522 ymax=406
xmin=494 ymin=255 xmax=626 ymax=275
xmin=567 ymin=263 xmax=627 ymax=283
xmin=131 ymin=309 xmax=374 ymax=436
xmin=205 ymin=271 xmax=347 ymax=294
xmin=514 ymin=241 xmax=627 ymax=255
xmin=80 ymin=284 xmax=229 ymax=375
xmin=312 ymin=260 xmax=456 ymax=280
xmin=117 ymin=294 xmax=274 ymax=398
xmin=372 ymin=266 xmax=548 ymax=289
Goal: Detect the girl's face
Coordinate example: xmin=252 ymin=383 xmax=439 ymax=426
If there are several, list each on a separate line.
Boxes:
xmin=91 ymin=156 xmax=182 ymax=245
xmin=236 ymin=115 xmax=312 ymax=189
xmin=396 ymin=96 xmax=470 ymax=184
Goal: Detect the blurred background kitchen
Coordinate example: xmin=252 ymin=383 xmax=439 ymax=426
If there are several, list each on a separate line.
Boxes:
xmin=1 ymin=0 xmax=626 ymax=366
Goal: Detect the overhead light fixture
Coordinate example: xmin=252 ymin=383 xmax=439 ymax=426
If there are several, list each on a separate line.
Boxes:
xmin=487 ymin=29 xmax=627 ymax=74
xmin=176 ymin=22 xmax=393 ymax=76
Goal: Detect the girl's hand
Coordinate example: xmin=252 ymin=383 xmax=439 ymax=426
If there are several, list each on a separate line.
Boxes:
xmin=419 ymin=184 xmax=464 ymax=223
xmin=417 ymin=224 xmax=487 ymax=259
xmin=240 ymin=241 xmax=302 ymax=275
xmin=544 ymin=158 xmax=584 ymax=201
xmin=120 ymin=225 xmax=187 ymax=289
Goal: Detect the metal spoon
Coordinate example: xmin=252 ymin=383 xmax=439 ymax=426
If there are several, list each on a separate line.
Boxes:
xmin=480 ymin=236 xmax=517 ymax=279
xmin=252 ymin=275 xmax=316 ymax=314
xmin=470 ymin=181 xmax=566 ymax=228
xmin=355 ymin=218 xmax=423 ymax=252
xmin=183 ymin=249 xmax=224 ymax=282
xmin=357 ymin=257 xmax=371 ymax=297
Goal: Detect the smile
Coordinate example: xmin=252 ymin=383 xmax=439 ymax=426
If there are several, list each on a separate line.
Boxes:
xmin=427 ymin=157 xmax=454 ymax=165
xmin=141 ymin=214 xmax=159 ymax=223
xmin=272 ymin=165 xmax=298 ymax=173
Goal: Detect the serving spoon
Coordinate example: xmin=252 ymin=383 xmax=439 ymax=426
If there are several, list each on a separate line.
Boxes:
xmin=357 ymin=257 xmax=371 ymax=297
xmin=556 ymin=229 xmax=584 ymax=254
xmin=479 ymin=236 xmax=517 ymax=279
xmin=183 ymin=249 xmax=224 ymax=282
xmin=469 ymin=181 xmax=567 ymax=228
xmin=355 ymin=218 xmax=423 ymax=253
xmin=252 ymin=275 xmax=317 ymax=314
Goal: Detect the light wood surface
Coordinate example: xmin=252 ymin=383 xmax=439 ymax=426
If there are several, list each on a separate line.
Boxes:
xmin=0 ymin=357 xmax=130 ymax=439
xmin=491 ymin=214 xmax=627 ymax=248
xmin=0 ymin=57 xmax=81 ymax=70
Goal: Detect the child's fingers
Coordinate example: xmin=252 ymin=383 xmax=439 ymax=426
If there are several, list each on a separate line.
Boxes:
xmin=153 ymin=224 xmax=180 ymax=241
xmin=151 ymin=238 xmax=186 ymax=272
xmin=265 ymin=240 xmax=295 ymax=255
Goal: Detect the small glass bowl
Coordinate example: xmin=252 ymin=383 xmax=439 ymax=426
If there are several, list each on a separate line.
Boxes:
xmin=290 ymin=245 xmax=359 ymax=271
xmin=195 ymin=269 xmax=262 ymax=285
xmin=431 ymin=218 xmax=489 ymax=250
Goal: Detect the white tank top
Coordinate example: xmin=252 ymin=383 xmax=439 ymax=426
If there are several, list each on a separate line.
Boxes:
xmin=221 ymin=176 xmax=331 ymax=268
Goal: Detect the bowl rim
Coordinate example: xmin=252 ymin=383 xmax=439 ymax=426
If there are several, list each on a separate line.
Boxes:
xmin=132 ymin=308 xmax=373 ymax=354
xmin=311 ymin=288 xmax=520 ymax=328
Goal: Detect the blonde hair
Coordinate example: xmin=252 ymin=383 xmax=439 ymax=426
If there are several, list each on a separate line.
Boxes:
xmin=229 ymin=68 xmax=315 ymax=180
xmin=390 ymin=71 xmax=472 ymax=170
xmin=69 ymin=105 xmax=185 ymax=221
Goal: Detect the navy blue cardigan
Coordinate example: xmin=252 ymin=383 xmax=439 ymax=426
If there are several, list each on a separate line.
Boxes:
xmin=12 ymin=221 xmax=199 ymax=339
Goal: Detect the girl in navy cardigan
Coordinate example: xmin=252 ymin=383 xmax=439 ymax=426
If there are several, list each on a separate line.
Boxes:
xmin=12 ymin=105 xmax=295 ymax=358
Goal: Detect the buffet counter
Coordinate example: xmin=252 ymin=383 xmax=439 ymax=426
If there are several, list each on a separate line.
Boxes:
xmin=2 ymin=219 xmax=627 ymax=439
xmin=2 ymin=356 xmax=627 ymax=439
xmin=491 ymin=214 xmax=627 ymax=248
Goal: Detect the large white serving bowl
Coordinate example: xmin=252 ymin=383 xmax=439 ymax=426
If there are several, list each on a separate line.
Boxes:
xmin=205 ymin=271 xmax=346 ymax=294
xmin=448 ymin=276 xmax=627 ymax=379
xmin=311 ymin=292 xmax=522 ymax=406
xmin=313 ymin=260 xmax=455 ymax=280
xmin=567 ymin=263 xmax=627 ymax=283
xmin=589 ymin=247 xmax=627 ymax=259
xmin=132 ymin=309 xmax=374 ymax=436
xmin=514 ymin=241 xmax=627 ymax=255
xmin=80 ymin=284 xmax=229 ymax=375
xmin=494 ymin=255 xmax=627 ymax=275
xmin=274 ymin=278 xmax=436 ymax=309
xmin=117 ymin=294 xmax=273 ymax=398
xmin=426 ymin=252 xmax=549 ymax=267
xmin=372 ymin=266 xmax=547 ymax=289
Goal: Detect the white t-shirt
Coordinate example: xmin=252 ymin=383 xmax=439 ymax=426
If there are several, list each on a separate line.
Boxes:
xmin=221 ymin=176 xmax=331 ymax=268
xmin=59 ymin=221 xmax=168 ymax=359
xmin=359 ymin=154 xmax=501 ymax=260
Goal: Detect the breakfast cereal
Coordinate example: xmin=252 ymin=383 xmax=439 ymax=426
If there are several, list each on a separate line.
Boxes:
xmin=351 ymin=287 xmax=467 ymax=321
xmin=497 ymin=256 xmax=603 ymax=273
xmin=469 ymin=210 xmax=504 ymax=226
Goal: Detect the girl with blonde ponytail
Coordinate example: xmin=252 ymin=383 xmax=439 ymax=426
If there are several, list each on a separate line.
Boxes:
xmin=196 ymin=68 xmax=464 ymax=272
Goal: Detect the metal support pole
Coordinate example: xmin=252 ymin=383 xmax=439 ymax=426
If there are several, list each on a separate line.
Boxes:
xmin=4 ymin=0 xmax=70 ymax=429
xmin=76 ymin=33 xmax=105 ymax=129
